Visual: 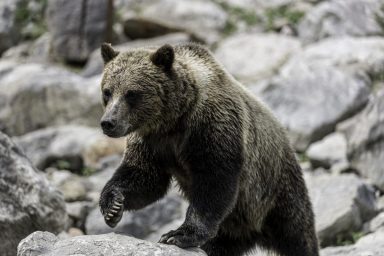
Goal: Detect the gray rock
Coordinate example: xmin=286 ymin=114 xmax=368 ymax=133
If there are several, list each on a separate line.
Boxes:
xmin=14 ymin=125 xmax=125 ymax=172
xmin=219 ymin=0 xmax=296 ymax=10
xmin=66 ymin=201 xmax=94 ymax=222
xmin=338 ymin=89 xmax=384 ymax=191
xmin=45 ymin=168 xmax=93 ymax=202
xmin=0 ymin=0 xmax=21 ymax=54
xmin=307 ymin=132 xmax=347 ymax=169
xmin=17 ymin=231 xmax=207 ymax=256
xmin=46 ymin=0 xmax=113 ymax=63
xmin=82 ymin=33 xmax=192 ymax=77
xmin=0 ymin=132 xmax=67 ymax=256
xmin=378 ymin=196 xmax=384 ymax=212
xmin=281 ymin=37 xmax=384 ymax=77
xmin=58 ymin=176 xmax=90 ymax=202
xmin=88 ymin=163 xmax=117 ymax=194
xmin=320 ymin=229 xmax=384 ymax=256
xmin=122 ymin=0 xmax=227 ymax=44
xmin=66 ymin=201 xmax=95 ymax=229
xmin=85 ymin=195 xmax=184 ymax=239
xmin=215 ymin=33 xmax=301 ymax=84
xmin=257 ymin=36 xmax=384 ymax=151
xmin=259 ymin=67 xmax=370 ymax=151
xmin=305 ymin=173 xmax=377 ymax=246
xmin=0 ymin=63 xmax=103 ymax=136
xmin=2 ymin=33 xmax=52 ymax=63
xmin=122 ymin=18 xmax=184 ymax=40
xmin=298 ymin=0 xmax=384 ymax=44
xmin=365 ymin=212 xmax=384 ymax=234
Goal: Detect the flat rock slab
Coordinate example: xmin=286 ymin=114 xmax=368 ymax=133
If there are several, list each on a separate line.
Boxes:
xmin=17 ymin=231 xmax=207 ymax=256
xmin=125 ymin=0 xmax=227 ymax=44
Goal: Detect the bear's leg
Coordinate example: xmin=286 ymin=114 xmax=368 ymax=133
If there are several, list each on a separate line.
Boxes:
xmin=201 ymin=232 xmax=257 ymax=256
xmin=99 ymin=163 xmax=171 ymax=228
xmin=264 ymin=207 xmax=319 ymax=256
xmin=271 ymin=224 xmax=318 ymax=256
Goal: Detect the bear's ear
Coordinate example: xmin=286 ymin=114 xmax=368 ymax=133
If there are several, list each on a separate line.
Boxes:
xmin=101 ymin=43 xmax=119 ymax=64
xmin=150 ymin=44 xmax=174 ymax=71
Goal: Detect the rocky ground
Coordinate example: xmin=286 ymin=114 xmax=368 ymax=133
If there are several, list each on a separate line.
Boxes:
xmin=0 ymin=0 xmax=384 ymax=255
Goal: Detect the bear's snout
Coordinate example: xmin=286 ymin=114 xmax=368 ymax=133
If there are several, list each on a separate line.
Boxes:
xmin=100 ymin=119 xmax=117 ymax=134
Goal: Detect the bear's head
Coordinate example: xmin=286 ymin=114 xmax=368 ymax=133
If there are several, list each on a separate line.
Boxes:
xmin=99 ymin=43 xmax=186 ymax=138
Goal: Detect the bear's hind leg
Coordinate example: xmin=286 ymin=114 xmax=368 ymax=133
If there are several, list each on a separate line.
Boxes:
xmin=201 ymin=232 xmax=257 ymax=256
xmin=264 ymin=209 xmax=319 ymax=256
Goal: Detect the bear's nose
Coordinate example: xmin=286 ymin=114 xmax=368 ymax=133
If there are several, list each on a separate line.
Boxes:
xmin=101 ymin=119 xmax=116 ymax=131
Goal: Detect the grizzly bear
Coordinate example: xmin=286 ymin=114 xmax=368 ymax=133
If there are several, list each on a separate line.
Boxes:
xmin=98 ymin=42 xmax=319 ymax=256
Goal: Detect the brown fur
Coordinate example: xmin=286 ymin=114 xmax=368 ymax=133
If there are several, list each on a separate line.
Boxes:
xmin=98 ymin=43 xmax=319 ymax=256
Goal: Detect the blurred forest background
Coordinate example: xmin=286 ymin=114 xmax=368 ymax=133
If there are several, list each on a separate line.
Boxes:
xmin=0 ymin=0 xmax=384 ymax=255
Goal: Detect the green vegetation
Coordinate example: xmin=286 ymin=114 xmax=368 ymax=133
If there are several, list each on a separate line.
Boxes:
xmin=215 ymin=1 xmax=261 ymax=36
xmin=51 ymin=159 xmax=96 ymax=176
xmin=265 ymin=6 xmax=305 ymax=31
xmin=55 ymin=160 xmax=71 ymax=170
xmin=215 ymin=1 xmax=305 ymax=36
xmin=335 ymin=232 xmax=364 ymax=246
xmin=80 ymin=167 xmax=96 ymax=176
xmin=369 ymin=71 xmax=384 ymax=94
xmin=297 ymin=152 xmax=309 ymax=163
xmin=14 ymin=0 xmax=48 ymax=40
xmin=114 ymin=8 xmax=125 ymax=24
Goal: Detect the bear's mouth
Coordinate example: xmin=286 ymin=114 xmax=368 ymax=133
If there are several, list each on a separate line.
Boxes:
xmin=103 ymin=124 xmax=134 ymax=138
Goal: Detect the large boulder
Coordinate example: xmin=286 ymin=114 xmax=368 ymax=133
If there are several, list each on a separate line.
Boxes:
xmin=215 ymin=33 xmax=301 ymax=85
xmin=281 ymin=37 xmax=384 ymax=77
xmin=0 ymin=62 xmax=102 ymax=136
xmin=305 ymin=173 xmax=377 ymax=247
xmin=15 ymin=125 xmax=125 ymax=172
xmin=17 ymin=231 xmax=207 ymax=256
xmin=256 ymin=36 xmax=384 ymax=150
xmin=298 ymin=0 xmax=384 ymax=44
xmin=82 ymin=33 xmax=192 ymax=77
xmin=119 ymin=0 xmax=227 ymax=44
xmin=46 ymin=0 xmax=113 ymax=63
xmin=337 ymin=89 xmax=384 ymax=191
xmin=0 ymin=132 xmax=67 ymax=256
xmin=259 ymin=67 xmax=370 ymax=151
xmin=320 ymin=230 xmax=384 ymax=256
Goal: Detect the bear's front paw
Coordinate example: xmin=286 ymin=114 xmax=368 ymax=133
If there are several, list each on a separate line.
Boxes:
xmin=99 ymin=189 xmax=124 ymax=228
xmin=158 ymin=225 xmax=211 ymax=248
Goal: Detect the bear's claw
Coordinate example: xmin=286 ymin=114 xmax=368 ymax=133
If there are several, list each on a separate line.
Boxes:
xmin=102 ymin=190 xmax=124 ymax=228
xmin=159 ymin=226 xmax=210 ymax=248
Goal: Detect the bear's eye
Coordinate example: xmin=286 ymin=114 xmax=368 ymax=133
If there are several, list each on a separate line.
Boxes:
xmin=102 ymin=89 xmax=112 ymax=104
xmin=125 ymin=91 xmax=141 ymax=105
